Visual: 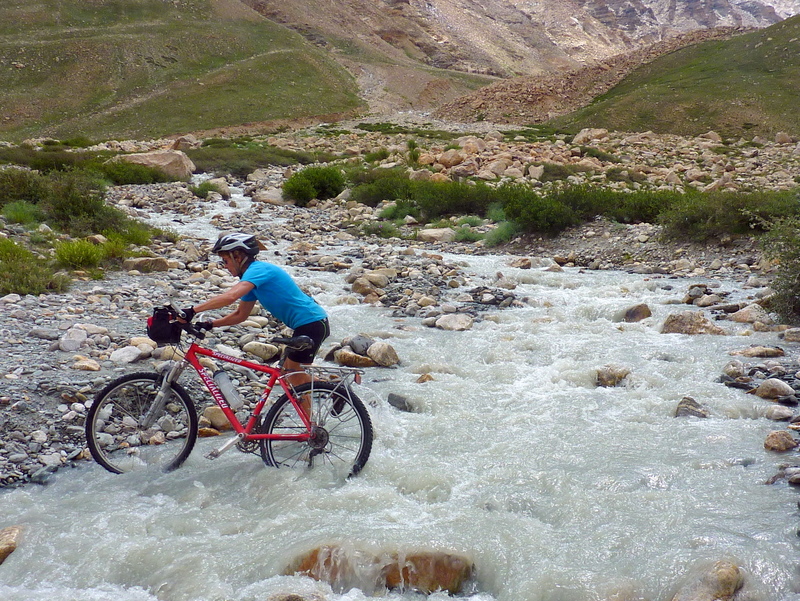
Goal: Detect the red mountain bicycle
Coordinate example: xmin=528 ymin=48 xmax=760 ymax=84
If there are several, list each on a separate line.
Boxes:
xmin=85 ymin=306 xmax=373 ymax=477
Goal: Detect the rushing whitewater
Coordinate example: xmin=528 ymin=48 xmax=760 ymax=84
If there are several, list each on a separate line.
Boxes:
xmin=1 ymin=186 xmax=799 ymax=601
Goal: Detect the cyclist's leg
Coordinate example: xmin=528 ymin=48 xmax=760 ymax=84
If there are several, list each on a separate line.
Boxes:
xmin=283 ymin=318 xmax=329 ymax=417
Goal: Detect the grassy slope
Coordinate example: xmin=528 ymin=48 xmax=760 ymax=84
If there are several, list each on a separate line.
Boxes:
xmin=550 ymin=15 xmax=800 ymax=138
xmin=0 ymin=0 xmax=364 ymax=142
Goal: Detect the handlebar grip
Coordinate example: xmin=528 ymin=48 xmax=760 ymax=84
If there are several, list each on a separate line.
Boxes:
xmin=181 ymin=321 xmax=205 ymax=340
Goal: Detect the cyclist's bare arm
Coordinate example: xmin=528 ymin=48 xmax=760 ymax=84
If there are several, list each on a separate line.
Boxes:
xmin=205 ymin=300 xmax=257 ymax=328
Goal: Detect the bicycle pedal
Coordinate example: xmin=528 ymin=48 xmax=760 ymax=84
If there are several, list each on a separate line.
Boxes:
xmin=204 ymin=449 xmax=222 ymax=460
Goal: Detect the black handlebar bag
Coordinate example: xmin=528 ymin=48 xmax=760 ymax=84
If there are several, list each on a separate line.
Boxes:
xmin=146 ymin=308 xmax=183 ymax=345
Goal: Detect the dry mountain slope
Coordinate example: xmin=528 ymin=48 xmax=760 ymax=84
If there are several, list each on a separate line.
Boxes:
xmin=434 ymin=27 xmax=748 ymax=125
xmin=242 ymin=0 xmax=799 ymax=114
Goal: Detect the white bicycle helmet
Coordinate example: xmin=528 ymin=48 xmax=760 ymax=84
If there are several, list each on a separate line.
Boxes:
xmin=212 ymin=232 xmax=260 ymax=257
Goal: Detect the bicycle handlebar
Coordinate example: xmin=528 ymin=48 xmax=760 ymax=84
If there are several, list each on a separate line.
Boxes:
xmin=163 ymin=303 xmax=206 ymax=340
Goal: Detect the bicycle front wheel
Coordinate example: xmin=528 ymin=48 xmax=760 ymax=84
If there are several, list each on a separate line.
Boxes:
xmin=85 ymin=372 xmax=198 ymax=474
xmin=258 ymin=381 xmax=373 ymax=477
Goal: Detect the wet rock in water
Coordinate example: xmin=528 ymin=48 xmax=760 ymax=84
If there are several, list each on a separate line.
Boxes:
xmin=366 ymin=341 xmax=400 ymax=367
xmin=765 ymin=405 xmax=795 ymax=421
xmin=286 ymin=545 xmax=474 ymax=595
xmin=729 ymin=345 xmax=785 ymax=358
xmin=0 ymin=526 xmax=23 ymax=565
xmin=661 ymin=311 xmax=726 ymax=335
xmin=786 ymin=466 xmax=800 ymax=485
xmin=721 ymin=360 xmax=745 ymax=378
xmin=387 ymin=393 xmax=414 ymax=412
xmin=675 ymin=396 xmax=710 ymax=418
xmin=435 ymin=313 xmax=473 ymax=331
xmin=622 ymin=303 xmax=651 ymax=322
xmin=728 ymin=303 xmax=773 ymax=324
xmin=347 ymin=334 xmax=375 ymax=356
xmin=764 ymin=430 xmax=799 ymax=452
xmin=752 ymin=378 xmax=795 ymax=400
xmin=782 ymin=328 xmax=800 ymax=342
xmin=334 ymin=348 xmax=378 ymax=368
xmin=596 ymin=364 xmax=630 ymax=387
xmin=670 ymin=560 xmax=744 ymax=601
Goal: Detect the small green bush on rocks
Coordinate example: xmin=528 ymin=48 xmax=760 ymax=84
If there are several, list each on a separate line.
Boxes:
xmin=55 ymin=239 xmax=105 ymax=268
xmin=0 ymin=238 xmax=70 ymax=296
xmin=283 ymin=166 xmax=345 ymax=206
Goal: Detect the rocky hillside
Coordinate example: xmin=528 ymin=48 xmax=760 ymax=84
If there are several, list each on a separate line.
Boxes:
xmin=242 ymin=0 xmax=800 ymax=115
xmin=433 ymin=27 xmax=746 ymax=125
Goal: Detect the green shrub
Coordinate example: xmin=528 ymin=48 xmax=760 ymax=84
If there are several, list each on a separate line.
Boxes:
xmin=456 ymin=215 xmax=483 ymax=227
xmin=364 ymin=148 xmax=390 ymax=163
xmin=100 ymin=236 xmax=130 ymax=262
xmin=660 ymin=189 xmax=800 ymax=241
xmin=582 ymin=147 xmax=621 ymax=163
xmin=760 ymin=215 xmax=800 ymax=323
xmin=103 ymin=220 xmax=153 ymax=246
xmin=202 ymin=138 xmax=237 ymax=148
xmin=60 ymin=136 xmax=95 ymax=148
xmin=484 ymin=221 xmax=522 ymax=247
xmin=486 ymin=203 xmax=507 ymax=223
xmin=539 ymin=162 xmax=591 ymax=182
xmin=406 ymin=140 xmax=420 ymax=165
xmin=0 ymin=168 xmax=48 ymax=208
xmin=3 ymin=200 xmax=44 ymax=225
xmin=55 ymin=239 xmax=105 ymax=268
xmin=349 ymin=172 xmax=412 ymax=206
xmin=190 ymin=181 xmax=218 ymax=199
xmin=500 ymin=184 xmax=578 ymax=235
xmin=187 ymin=145 xmax=338 ymax=178
xmin=454 ymin=226 xmax=484 ymax=242
xmin=411 ymin=180 xmax=493 ymax=220
xmin=378 ymin=200 xmax=420 ymax=222
xmin=360 ymin=221 xmax=401 ymax=238
xmin=283 ymin=166 xmax=346 ymax=206
xmin=99 ymin=161 xmax=172 ymax=185
xmin=282 ymin=176 xmax=317 ymax=205
xmin=0 ymin=238 xmax=70 ymax=295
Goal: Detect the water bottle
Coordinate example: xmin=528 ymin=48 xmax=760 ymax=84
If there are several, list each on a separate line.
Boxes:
xmin=213 ymin=370 xmax=243 ymax=410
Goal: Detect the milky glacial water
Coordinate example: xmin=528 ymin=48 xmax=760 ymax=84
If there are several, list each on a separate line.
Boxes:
xmin=2 ymin=192 xmax=800 ymax=601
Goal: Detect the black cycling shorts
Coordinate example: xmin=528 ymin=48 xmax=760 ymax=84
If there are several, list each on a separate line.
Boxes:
xmin=287 ymin=318 xmax=330 ymax=364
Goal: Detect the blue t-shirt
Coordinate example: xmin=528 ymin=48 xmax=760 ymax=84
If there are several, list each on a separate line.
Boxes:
xmin=239 ymin=261 xmax=327 ymax=330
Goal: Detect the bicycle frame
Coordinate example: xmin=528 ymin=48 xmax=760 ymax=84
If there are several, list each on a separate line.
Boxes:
xmin=175 ymin=340 xmax=313 ymax=444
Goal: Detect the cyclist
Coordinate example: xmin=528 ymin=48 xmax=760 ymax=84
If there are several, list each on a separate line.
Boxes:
xmin=180 ymin=232 xmax=330 ymax=404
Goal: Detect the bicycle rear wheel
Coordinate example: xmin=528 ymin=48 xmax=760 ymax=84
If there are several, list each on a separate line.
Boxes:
xmin=258 ymin=381 xmax=373 ymax=477
xmin=85 ymin=372 xmax=198 ymax=474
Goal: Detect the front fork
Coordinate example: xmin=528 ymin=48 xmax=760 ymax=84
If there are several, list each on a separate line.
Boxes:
xmin=140 ymin=360 xmax=186 ymax=428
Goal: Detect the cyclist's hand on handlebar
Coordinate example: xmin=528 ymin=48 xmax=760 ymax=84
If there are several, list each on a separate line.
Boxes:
xmin=196 ymin=321 xmax=214 ymax=331
xmin=178 ymin=306 xmax=195 ymax=322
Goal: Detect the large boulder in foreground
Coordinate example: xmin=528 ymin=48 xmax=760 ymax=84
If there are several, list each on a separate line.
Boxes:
xmin=286 ymin=545 xmax=473 ymax=594
xmin=108 ymin=150 xmax=195 ymax=180
xmin=671 ymin=560 xmax=744 ymax=601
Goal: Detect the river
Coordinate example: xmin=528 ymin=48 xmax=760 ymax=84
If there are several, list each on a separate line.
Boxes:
xmin=1 ymin=182 xmax=798 ymax=601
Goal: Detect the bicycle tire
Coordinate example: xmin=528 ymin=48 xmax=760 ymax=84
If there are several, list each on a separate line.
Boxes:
xmin=258 ymin=381 xmax=373 ymax=477
xmin=85 ymin=372 xmax=198 ymax=474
